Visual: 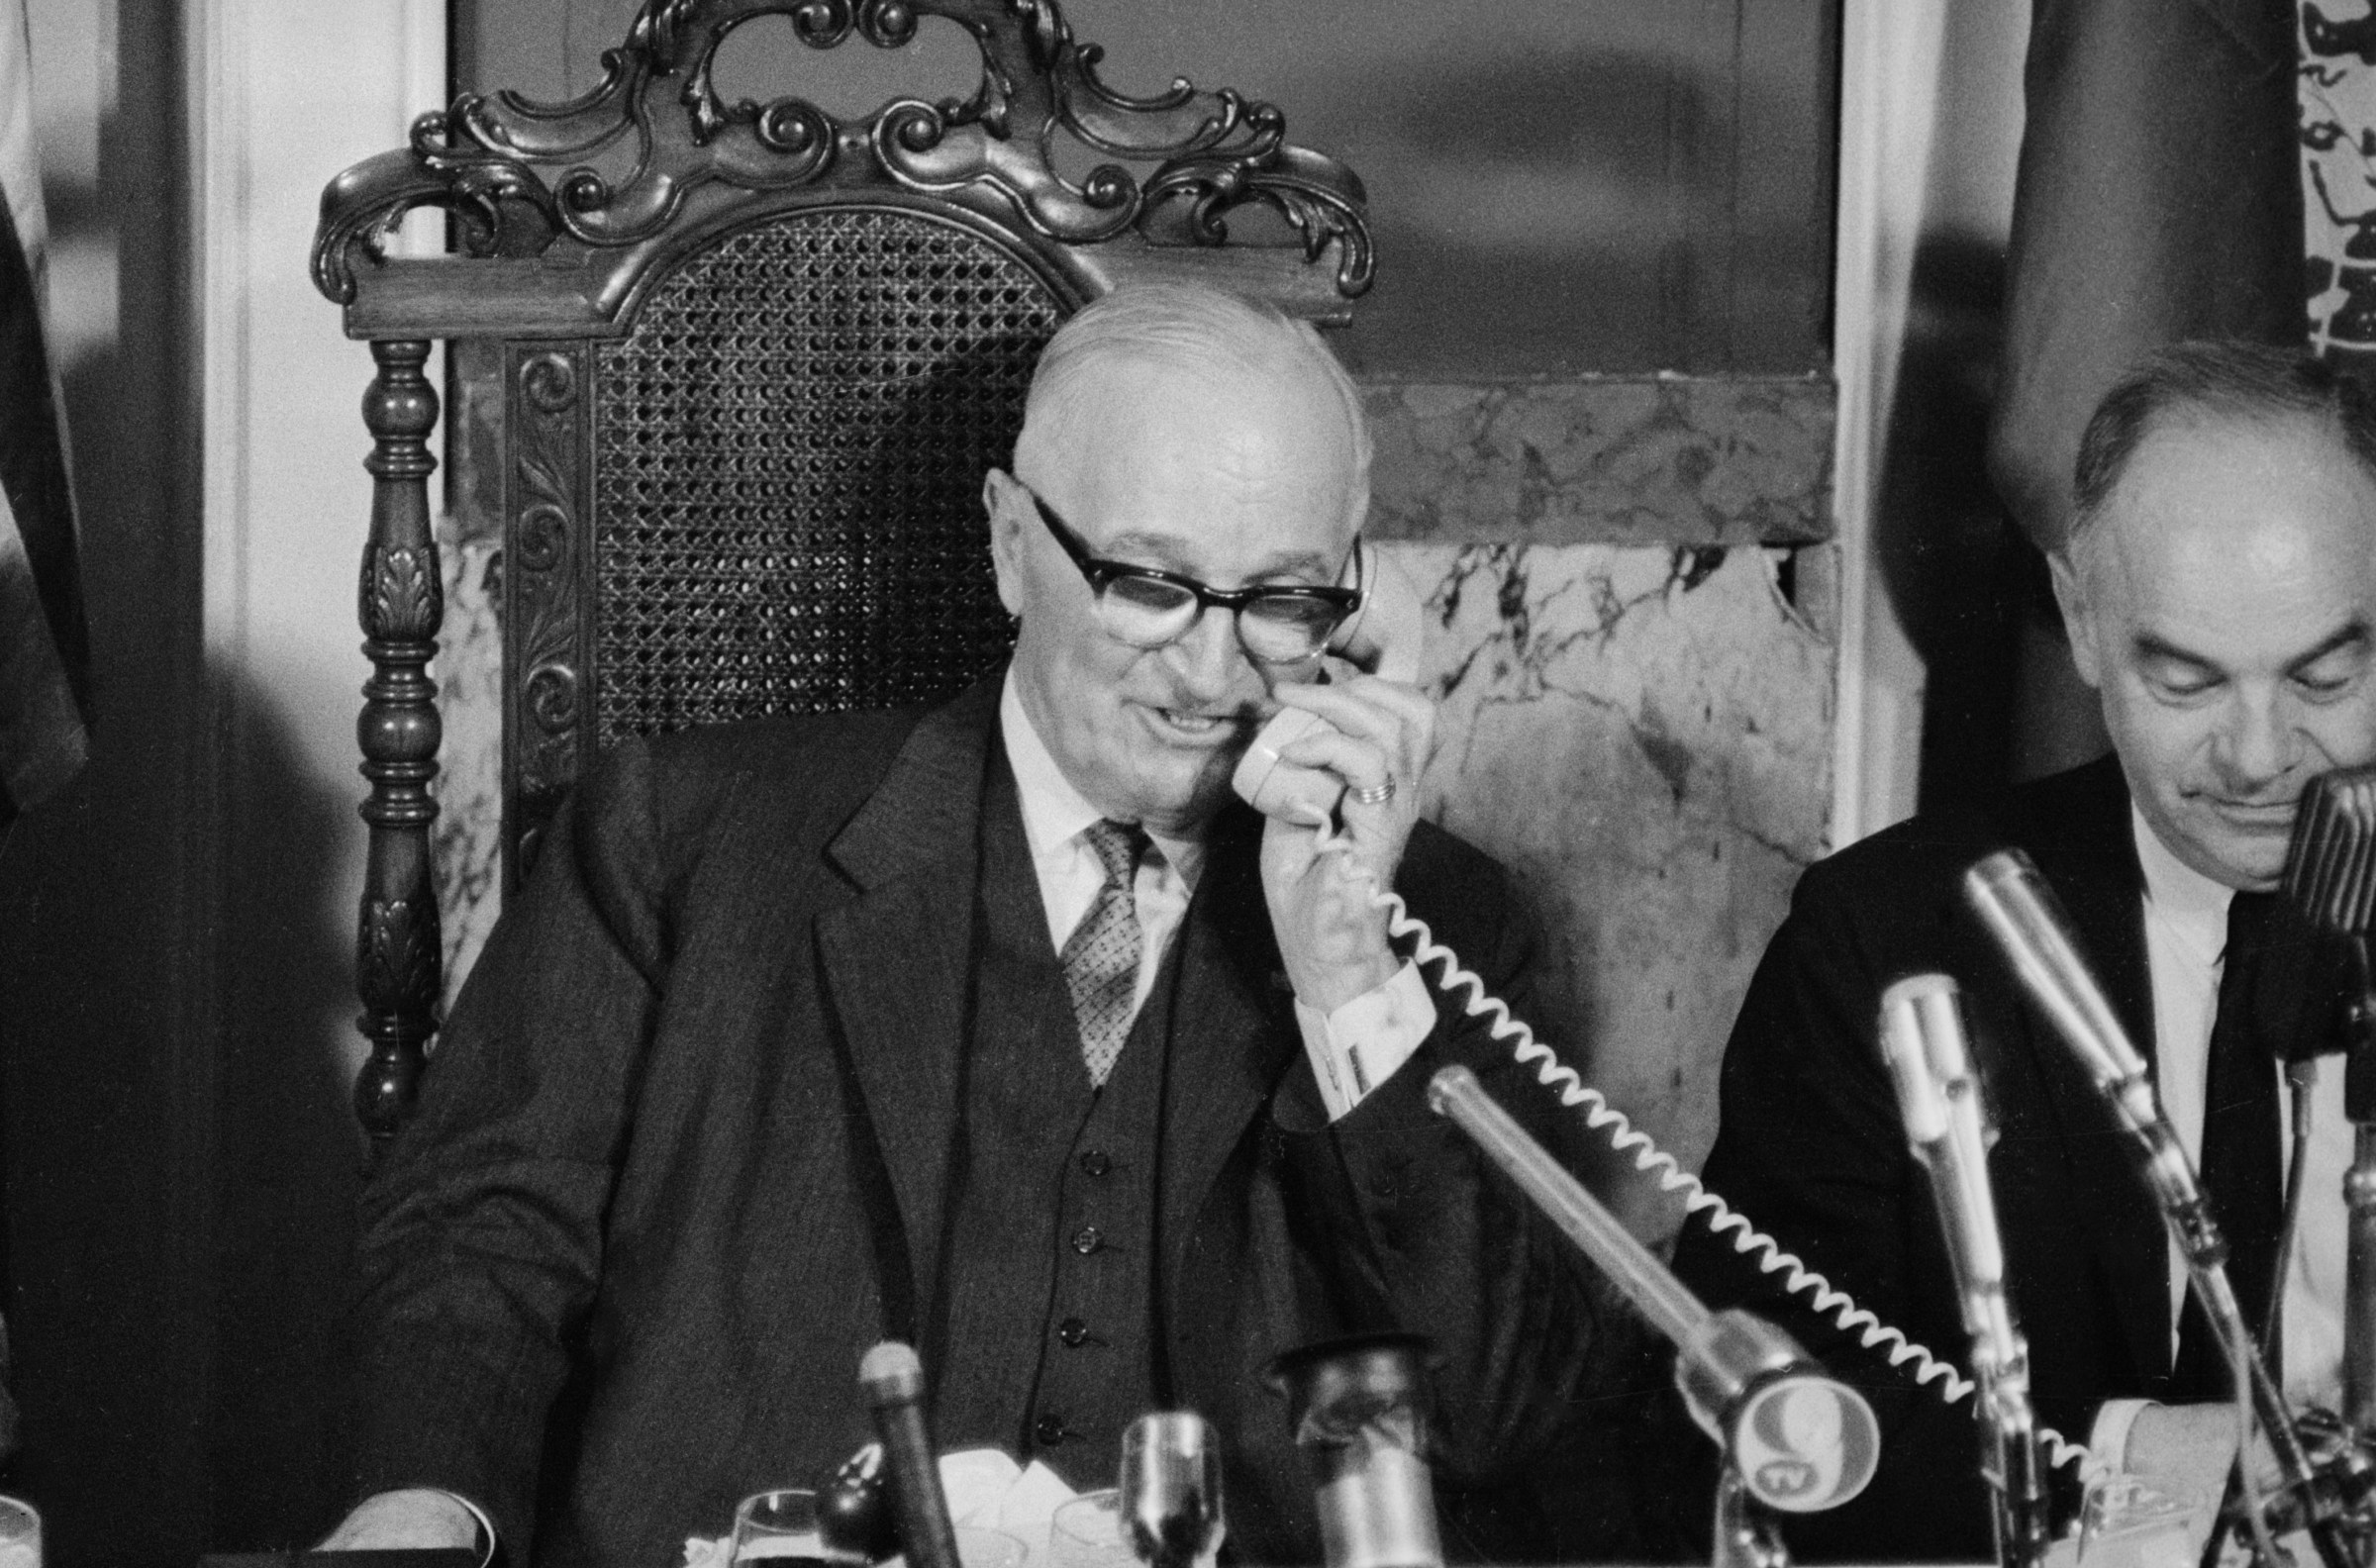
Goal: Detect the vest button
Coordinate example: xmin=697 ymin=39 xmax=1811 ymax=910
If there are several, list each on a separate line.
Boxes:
xmin=1071 ymin=1225 xmax=1103 ymax=1255
xmin=1058 ymin=1317 xmax=1089 ymax=1346
xmin=1034 ymin=1413 xmax=1069 ymax=1446
xmin=1078 ymin=1149 xmax=1113 ymax=1177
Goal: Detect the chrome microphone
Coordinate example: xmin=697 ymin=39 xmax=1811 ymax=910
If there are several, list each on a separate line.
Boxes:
xmin=1963 ymin=853 xmax=2148 ymax=1097
xmin=1121 ymin=1413 xmax=1226 ymax=1568
xmin=1964 ymin=853 xmax=2232 ymax=1262
xmin=1878 ymin=975 xmax=2047 ymax=1568
xmin=1428 ymin=1064 xmax=1878 ymax=1567
xmin=1964 ymin=851 xmax=2349 ymax=1568
xmin=1266 ymin=1334 xmax=1443 ymax=1568
xmin=2283 ymin=766 xmax=2376 ymax=937
xmin=2281 ymin=764 xmax=2376 ymax=1437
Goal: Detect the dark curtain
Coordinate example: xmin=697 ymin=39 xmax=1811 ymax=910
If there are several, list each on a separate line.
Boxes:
xmin=1986 ymin=0 xmax=2304 ymax=776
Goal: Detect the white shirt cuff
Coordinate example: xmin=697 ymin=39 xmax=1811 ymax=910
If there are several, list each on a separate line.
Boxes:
xmin=1294 ymin=960 xmax=1438 ymax=1122
xmin=2089 ymin=1398 xmax=2154 ymax=1477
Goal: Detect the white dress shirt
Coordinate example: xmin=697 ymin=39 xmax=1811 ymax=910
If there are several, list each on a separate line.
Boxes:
xmin=999 ymin=673 xmax=1435 ymax=1119
xmin=2092 ymin=808 xmax=2353 ymax=1466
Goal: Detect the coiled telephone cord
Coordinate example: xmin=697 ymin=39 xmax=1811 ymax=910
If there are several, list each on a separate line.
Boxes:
xmin=1306 ymin=815 xmax=2106 ymax=1483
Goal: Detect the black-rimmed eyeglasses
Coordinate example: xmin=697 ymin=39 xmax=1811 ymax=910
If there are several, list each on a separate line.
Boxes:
xmin=1022 ymin=483 xmax=1365 ymax=665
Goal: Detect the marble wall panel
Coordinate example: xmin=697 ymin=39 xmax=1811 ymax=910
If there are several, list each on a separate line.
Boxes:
xmin=434 ymin=533 xmax=504 ymax=1017
xmin=1364 ymin=375 xmax=1834 ymax=547
xmin=428 ymin=341 xmax=512 ymax=1017
xmin=1391 ymin=539 xmax=1833 ymax=1236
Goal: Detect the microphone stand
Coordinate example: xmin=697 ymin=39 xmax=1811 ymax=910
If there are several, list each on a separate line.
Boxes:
xmin=1427 ymin=1065 xmax=1880 ymax=1568
xmin=1967 ymin=854 xmax=2351 ymax=1568
xmin=2310 ymin=929 xmax=2376 ymax=1568
xmin=2342 ymin=932 xmax=2376 ymax=1440
xmin=2279 ymin=765 xmax=2376 ymax=1447
xmin=1879 ymin=976 xmax=2049 ymax=1568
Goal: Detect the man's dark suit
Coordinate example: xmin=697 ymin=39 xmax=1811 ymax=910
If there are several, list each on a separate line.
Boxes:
xmin=350 ymin=678 xmax=1600 ymax=1568
xmin=1671 ymin=756 xmax=2334 ymax=1560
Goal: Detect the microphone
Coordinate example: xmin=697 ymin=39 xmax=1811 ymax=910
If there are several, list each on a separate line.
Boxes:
xmin=1963 ymin=852 xmax=2149 ymax=1097
xmin=1879 ymin=978 xmax=2003 ymax=1291
xmin=1877 ymin=975 xmax=2047 ymax=1568
xmin=1121 ymin=1412 xmax=1226 ymax=1568
xmin=1963 ymin=851 xmax=2350 ymax=1568
xmin=1426 ymin=1064 xmax=1879 ymax=1517
xmin=2278 ymin=765 xmax=2376 ymax=1435
xmin=1267 ymin=1336 xmax=1443 ymax=1568
xmin=1963 ymin=850 xmax=2245 ymax=1289
xmin=858 ymin=1341 xmax=962 ymax=1568
xmin=2283 ymin=765 xmax=2376 ymax=938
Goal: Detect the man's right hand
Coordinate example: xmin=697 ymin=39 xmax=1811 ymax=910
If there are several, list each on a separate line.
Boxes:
xmin=318 ymin=1488 xmax=483 ymax=1553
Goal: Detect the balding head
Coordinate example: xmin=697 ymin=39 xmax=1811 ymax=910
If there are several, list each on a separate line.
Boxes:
xmin=2052 ymin=343 xmax=2376 ymax=889
xmin=2066 ymin=342 xmax=2376 ymax=557
xmin=1013 ymin=282 xmax=1372 ymax=537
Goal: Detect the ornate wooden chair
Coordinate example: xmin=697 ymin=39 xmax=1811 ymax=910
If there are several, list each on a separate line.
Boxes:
xmin=310 ymin=0 xmax=1372 ymax=1147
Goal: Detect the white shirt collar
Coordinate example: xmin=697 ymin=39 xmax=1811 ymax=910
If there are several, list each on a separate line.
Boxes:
xmin=2131 ymin=803 xmax=2234 ymax=967
xmin=998 ymin=670 xmax=1204 ymax=885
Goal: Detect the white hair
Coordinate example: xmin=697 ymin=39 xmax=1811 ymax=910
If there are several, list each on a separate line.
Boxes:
xmin=1012 ymin=282 xmax=1372 ymax=532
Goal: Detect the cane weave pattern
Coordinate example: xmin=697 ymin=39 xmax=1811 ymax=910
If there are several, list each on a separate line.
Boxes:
xmin=590 ymin=208 xmax=1061 ymax=744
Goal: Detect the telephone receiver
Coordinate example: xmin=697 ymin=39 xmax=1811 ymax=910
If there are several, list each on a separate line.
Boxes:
xmin=1231 ymin=542 xmax=1426 ymax=821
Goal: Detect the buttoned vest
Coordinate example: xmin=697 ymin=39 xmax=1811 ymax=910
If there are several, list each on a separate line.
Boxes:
xmin=928 ymin=750 xmax=1179 ymax=1490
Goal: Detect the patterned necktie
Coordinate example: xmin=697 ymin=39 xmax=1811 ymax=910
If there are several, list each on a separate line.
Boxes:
xmin=2171 ymin=889 xmax=2286 ymax=1397
xmin=1061 ymin=820 xmax=1149 ymax=1088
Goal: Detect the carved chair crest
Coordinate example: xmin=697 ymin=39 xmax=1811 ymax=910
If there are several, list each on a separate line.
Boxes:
xmin=315 ymin=0 xmax=1371 ymax=326
xmin=311 ymin=0 xmax=1372 ymax=1146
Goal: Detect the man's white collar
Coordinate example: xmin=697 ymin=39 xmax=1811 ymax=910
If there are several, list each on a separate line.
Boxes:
xmin=2131 ymin=803 xmax=2235 ymax=964
xmin=998 ymin=671 xmax=1204 ymax=883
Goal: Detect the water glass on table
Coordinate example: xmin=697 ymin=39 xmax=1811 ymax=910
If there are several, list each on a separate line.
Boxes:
xmin=734 ymin=1489 xmax=852 ymax=1563
xmin=949 ymin=1525 xmax=1030 ymax=1568
xmin=2040 ymin=1475 xmax=2209 ymax=1568
xmin=734 ymin=1488 xmax=1027 ymax=1568
xmin=0 ymin=1496 xmax=38 ymax=1568
xmin=1049 ymin=1492 xmax=1136 ymax=1568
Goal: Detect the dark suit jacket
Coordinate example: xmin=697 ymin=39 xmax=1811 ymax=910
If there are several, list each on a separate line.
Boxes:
xmin=1669 ymin=756 xmax=2338 ymax=1560
xmin=350 ymin=678 xmax=1601 ymax=1568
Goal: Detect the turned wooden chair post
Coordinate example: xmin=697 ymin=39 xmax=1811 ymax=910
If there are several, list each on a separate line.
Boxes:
xmin=353 ymin=338 xmax=443 ymax=1148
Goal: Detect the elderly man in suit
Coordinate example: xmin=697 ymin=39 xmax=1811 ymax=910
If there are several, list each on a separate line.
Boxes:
xmin=323 ymin=282 xmax=1602 ymax=1567
xmin=1672 ymin=341 xmax=2376 ymax=1559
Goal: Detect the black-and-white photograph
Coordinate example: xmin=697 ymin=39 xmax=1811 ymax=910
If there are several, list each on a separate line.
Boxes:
xmin=1 ymin=4 xmax=2370 ymax=1566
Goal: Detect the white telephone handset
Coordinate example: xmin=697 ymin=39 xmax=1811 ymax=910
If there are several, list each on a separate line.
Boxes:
xmin=1230 ymin=544 xmax=1427 ymax=819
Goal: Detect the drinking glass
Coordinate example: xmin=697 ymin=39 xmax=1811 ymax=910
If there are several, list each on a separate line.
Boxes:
xmin=737 ymin=1488 xmax=1022 ymax=1568
xmin=733 ymin=1488 xmax=842 ymax=1563
xmin=2067 ymin=1475 xmax=2209 ymax=1568
xmin=0 ymin=1497 xmax=39 ymax=1568
xmin=953 ymin=1524 xmax=1030 ymax=1568
xmin=1049 ymin=1492 xmax=1137 ymax=1568
xmin=1120 ymin=1415 xmax=1225 ymax=1568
